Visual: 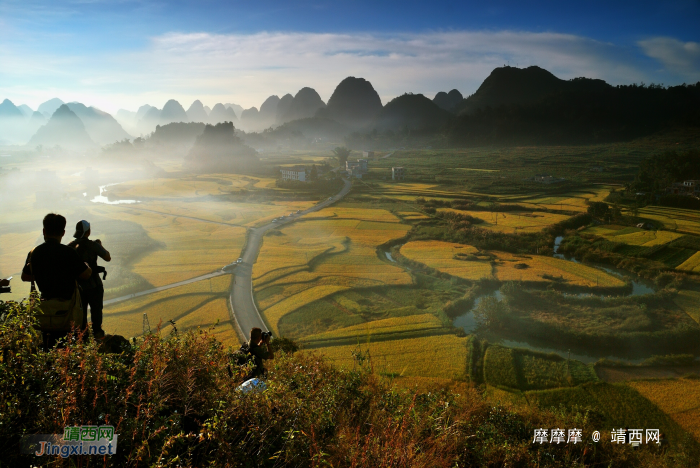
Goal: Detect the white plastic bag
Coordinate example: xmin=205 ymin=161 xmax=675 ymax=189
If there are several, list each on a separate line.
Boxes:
xmin=236 ymin=378 xmax=267 ymax=394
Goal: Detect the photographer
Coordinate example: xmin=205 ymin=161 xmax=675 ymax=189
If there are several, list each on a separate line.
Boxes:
xmin=68 ymin=220 xmax=111 ymax=339
xmin=248 ymin=327 xmax=274 ymax=378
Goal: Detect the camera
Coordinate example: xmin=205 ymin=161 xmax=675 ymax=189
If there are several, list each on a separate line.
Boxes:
xmin=0 ymin=286 xmax=10 ymax=294
xmin=262 ymin=331 xmax=273 ymax=340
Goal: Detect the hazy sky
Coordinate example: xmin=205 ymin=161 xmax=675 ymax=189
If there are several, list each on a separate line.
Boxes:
xmin=1 ymin=0 xmax=699 ymax=114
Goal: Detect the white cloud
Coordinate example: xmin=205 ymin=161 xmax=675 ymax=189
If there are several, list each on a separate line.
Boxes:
xmin=639 ymin=37 xmax=700 ymax=81
xmin=0 ymin=30 xmax=656 ymax=113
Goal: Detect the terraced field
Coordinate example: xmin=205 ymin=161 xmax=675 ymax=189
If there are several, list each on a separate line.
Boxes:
xmin=312 ymin=334 xmax=468 ymax=379
xmin=103 ymin=274 xmax=236 ymax=344
xmin=438 ymin=208 xmax=570 ymax=233
xmin=254 ymin=207 xmax=412 ymax=335
xmin=639 ymin=206 xmax=700 ymax=235
xmin=400 ymin=240 xmax=625 ymax=288
xmin=627 ymin=379 xmax=700 ymax=442
xmin=302 ymin=314 xmax=445 ymax=345
xmin=674 ymin=290 xmax=700 ymax=324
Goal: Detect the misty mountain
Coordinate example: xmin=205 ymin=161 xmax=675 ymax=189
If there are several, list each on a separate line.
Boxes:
xmin=278 ymin=88 xmax=325 ymax=124
xmin=204 ymin=105 xmax=212 ymax=115
xmin=149 ymin=122 xmax=206 ymax=150
xmin=448 ymin=68 xmax=700 ymax=145
xmin=240 ymin=107 xmax=259 ymax=129
xmin=433 ymin=89 xmax=463 ymax=112
xmin=209 ymin=103 xmax=238 ymax=124
xmin=30 ymin=111 xmax=46 ymax=125
xmin=224 ymin=103 xmax=243 ymax=119
xmin=160 ymin=100 xmax=189 ymax=125
xmin=186 ymin=100 xmax=209 ymax=123
xmin=373 ymin=93 xmax=451 ymax=131
xmin=275 ymin=94 xmax=293 ymax=124
xmin=136 ymin=104 xmax=155 ymax=121
xmin=0 ymin=99 xmax=24 ymax=119
xmin=29 ymin=104 xmax=95 ymax=148
xmin=65 ymin=102 xmax=132 ymax=145
xmin=136 ymin=106 xmax=162 ymax=134
xmin=275 ymin=117 xmax=348 ymax=140
xmin=454 ymin=66 xmax=610 ymax=115
xmin=320 ymin=77 xmax=383 ymax=128
xmin=259 ymin=95 xmax=279 ymax=122
xmin=38 ymin=98 xmax=65 ymax=117
xmin=184 ymin=122 xmax=258 ymax=173
xmin=17 ymin=104 xmax=33 ymax=118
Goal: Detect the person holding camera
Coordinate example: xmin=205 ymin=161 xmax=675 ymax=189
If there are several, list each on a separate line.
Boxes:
xmin=68 ymin=220 xmax=111 ymax=339
xmin=248 ymin=327 xmax=274 ymax=378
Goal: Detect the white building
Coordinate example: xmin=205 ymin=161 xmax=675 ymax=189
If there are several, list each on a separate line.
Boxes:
xmin=362 ymin=150 xmax=375 ymax=159
xmin=392 ymin=167 xmax=405 ymax=180
xmin=280 ymin=166 xmax=307 ymax=182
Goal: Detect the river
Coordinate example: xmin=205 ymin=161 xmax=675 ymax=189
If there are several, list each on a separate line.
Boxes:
xmin=90 ymin=183 xmax=140 ymax=205
xmin=384 ymin=239 xmax=659 ymax=363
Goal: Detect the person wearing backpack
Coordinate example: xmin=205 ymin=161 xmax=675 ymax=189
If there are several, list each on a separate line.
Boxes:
xmin=21 ymin=214 xmax=92 ymax=347
xmin=248 ymin=327 xmax=274 ymax=378
xmin=68 ymin=220 xmax=111 ymax=339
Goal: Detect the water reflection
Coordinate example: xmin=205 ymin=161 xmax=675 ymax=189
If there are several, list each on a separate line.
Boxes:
xmin=90 ymin=183 xmax=140 ymax=205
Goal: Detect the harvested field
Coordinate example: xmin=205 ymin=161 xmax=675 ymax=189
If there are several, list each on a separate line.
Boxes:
xmin=437 ymin=208 xmax=569 ymax=233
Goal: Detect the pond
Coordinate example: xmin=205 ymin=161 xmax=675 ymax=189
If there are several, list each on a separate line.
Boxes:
xmin=90 ymin=183 xmax=140 ymax=205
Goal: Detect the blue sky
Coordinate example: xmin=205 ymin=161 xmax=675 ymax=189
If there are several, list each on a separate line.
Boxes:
xmin=1 ymin=0 xmax=699 ymax=112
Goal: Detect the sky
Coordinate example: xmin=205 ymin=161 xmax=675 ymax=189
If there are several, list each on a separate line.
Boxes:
xmin=1 ymin=0 xmax=699 ymax=114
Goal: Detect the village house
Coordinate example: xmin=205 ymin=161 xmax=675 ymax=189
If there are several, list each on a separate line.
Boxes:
xmin=666 ymin=180 xmax=700 ymax=197
xmin=280 ymin=166 xmax=307 ymax=182
xmin=392 ymin=167 xmax=405 ymax=180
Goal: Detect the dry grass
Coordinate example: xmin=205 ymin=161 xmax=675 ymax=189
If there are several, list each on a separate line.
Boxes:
xmin=311 ymin=334 xmax=468 ymax=379
xmin=627 ymin=379 xmax=700 ymax=442
xmin=254 ymin=211 xmax=412 ymax=334
xmin=0 ymin=231 xmax=42 ymax=302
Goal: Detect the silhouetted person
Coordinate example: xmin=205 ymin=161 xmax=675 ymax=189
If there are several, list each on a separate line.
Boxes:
xmin=21 ymin=214 xmax=92 ymax=346
xmin=0 ymin=278 xmax=9 ymax=287
xmin=248 ymin=327 xmax=274 ymax=378
xmin=68 ymin=220 xmax=111 ymax=339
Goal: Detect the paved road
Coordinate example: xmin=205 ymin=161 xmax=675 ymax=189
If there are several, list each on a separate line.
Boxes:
xmin=229 ymin=178 xmax=352 ymax=340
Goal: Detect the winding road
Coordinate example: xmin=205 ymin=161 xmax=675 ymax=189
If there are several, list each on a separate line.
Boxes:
xmin=104 ymin=178 xmax=353 ymax=340
xmin=229 ymin=178 xmax=352 ymax=340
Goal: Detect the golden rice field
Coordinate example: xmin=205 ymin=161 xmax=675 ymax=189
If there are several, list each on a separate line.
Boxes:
xmin=583 ymin=225 xmax=684 ymax=246
xmin=312 ymin=334 xmax=468 ymax=379
xmin=400 ymin=240 xmax=625 ymax=288
xmin=673 ymin=290 xmax=700 ymax=324
xmin=627 ymin=379 xmax=700 ymax=442
xmin=401 ymin=241 xmax=492 ymax=280
xmin=639 ymin=206 xmax=700 ymax=236
xmin=302 ymin=314 xmax=444 ymax=342
xmin=516 ymin=186 xmax=613 ymax=213
xmin=397 ymin=211 xmax=429 ymax=220
xmin=0 ymin=230 xmax=43 ymax=302
xmin=103 ymin=275 xmax=236 ymax=344
xmin=677 ymin=252 xmax=700 ymax=274
xmin=437 ymin=208 xmax=570 ymax=233
xmin=88 ymin=206 xmax=246 ymax=287
xmin=254 ymin=208 xmax=412 ymax=334
xmin=110 ymin=176 xmax=250 ymax=199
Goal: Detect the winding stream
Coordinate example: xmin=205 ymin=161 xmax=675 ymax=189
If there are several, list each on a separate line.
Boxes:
xmin=383 ymin=239 xmax=659 ymax=363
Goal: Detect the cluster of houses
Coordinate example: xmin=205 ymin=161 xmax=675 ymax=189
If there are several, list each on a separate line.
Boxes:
xmin=279 ymin=150 xmax=406 ymax=182
xmin=666 ymin=180 xmax=700 ymax=198
xmin=531 ymin=174 xmax=566 ymax=184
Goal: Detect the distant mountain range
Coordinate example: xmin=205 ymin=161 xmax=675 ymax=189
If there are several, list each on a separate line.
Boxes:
xmin=2 ymin=65 xmax=698 ymax=149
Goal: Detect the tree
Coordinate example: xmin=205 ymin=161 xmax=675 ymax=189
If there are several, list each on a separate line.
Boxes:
xmin=587 ymin=201 xmax=609 ymax=218
xmin=473 ymin=296 xmax=509 ymax=329
xmin=309 ymin=164 xmax=318 ymax=181
xmin=332 ymin=146 xmax=351 ymax=167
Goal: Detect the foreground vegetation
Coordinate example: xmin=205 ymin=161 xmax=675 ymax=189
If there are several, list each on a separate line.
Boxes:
xmin=1 ymin=299 xmax=697 ymax=467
